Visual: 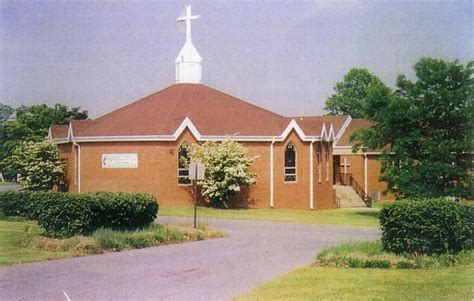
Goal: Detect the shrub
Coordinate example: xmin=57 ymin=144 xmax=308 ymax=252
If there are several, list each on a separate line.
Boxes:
xmin=379 ymin=199 xmax=473 ymax=255
xmin=362 ymin=258 xmax=391 ymax=268
xmin=0 ymin=191 xmax=36 ymax=218
xmin=396 ymin=260 xmax=418 ymax=269
xmin=188 ymin=139 xmax=257 ymax=208
xmin=9 ymin=141 xmax=65 ymax=191
xmin=92 ymin=228 xmax=129 ymax=250
xmin=92 ymin=225 xmax=187 ymax=250
xmin=316 ymin=240 xmax=473 ymax=269
xmin=0 ymin=191 xmax=159 ymax=238
xmin=89 ymin=191 xmax=158 ymax=230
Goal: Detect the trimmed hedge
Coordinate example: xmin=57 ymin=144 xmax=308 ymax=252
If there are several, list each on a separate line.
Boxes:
xmin=0 ymin=191 xmax=159 ymax=238
xmin=379 ymin=199 xmax=473 ymax=255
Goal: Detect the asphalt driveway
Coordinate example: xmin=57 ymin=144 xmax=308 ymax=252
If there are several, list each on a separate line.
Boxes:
xmin=0 ymin=216 xmax=380 ymax=300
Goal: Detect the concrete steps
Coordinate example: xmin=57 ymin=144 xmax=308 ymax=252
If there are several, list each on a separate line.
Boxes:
xmin=334 ymin=185 xmax=367 ymax=208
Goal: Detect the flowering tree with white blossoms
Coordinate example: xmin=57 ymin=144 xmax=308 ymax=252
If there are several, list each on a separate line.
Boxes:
xmin=10 ymin=141 xmax=65 ymax=191
xmin=188 ymin=139 xmax=257 ymax=208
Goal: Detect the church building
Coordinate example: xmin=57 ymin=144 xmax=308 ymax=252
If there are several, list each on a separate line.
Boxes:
xmin=49 ymin=5 xmax=353 ymax=210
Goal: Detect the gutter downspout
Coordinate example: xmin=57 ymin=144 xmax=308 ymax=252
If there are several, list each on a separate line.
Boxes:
xmin=364 ymin=153 xmax=368 ymax=197
xmin=270 ymin=139 xmax=275 ymax=208
xmin=310 ymin=139 xmax=315 ymax=210
xmin=73 ymin=140 xmax=81 ymax=193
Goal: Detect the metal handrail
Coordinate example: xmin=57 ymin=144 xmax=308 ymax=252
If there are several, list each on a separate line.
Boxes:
xmin=339 ymin=173 xmax=372 ymax=207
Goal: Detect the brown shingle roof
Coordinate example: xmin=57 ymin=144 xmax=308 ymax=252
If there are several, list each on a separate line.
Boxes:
xmin=70 ymin=120 xmax=93 ymax=136
xmin=76 ymin=84 xmax=290 ymax=137
xmin=50 ymin=125 xmax=69 ymax=139
xmin=52 ymin=84 xmax=345 ymax=141
xmin=337 ymin=118 xmax=374 ymax=146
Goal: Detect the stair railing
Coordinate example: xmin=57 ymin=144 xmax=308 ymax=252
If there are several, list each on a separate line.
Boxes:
xmin=339 ymin=173 xmax=372 ymax=207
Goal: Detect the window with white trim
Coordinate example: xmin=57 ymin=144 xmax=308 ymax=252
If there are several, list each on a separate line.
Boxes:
xmin=178 ymin=142 xmax=191 ymax=185
xmin=317 ymin=142 xmax=322 ymax=182
xmin=325 ymin=142 xmax=330 ymax=181
xmin=284 ymin=143 xmax=297 ymax=182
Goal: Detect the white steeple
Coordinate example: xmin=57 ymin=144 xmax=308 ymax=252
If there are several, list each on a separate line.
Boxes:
xmin=175 ymin=5 xmax=202 ymax=84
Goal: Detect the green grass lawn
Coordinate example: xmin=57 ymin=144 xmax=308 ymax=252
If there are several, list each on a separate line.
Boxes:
xmin=0 ymin=214 xmax=74 ymax=265
xmin=0 ymin=181 xmax=18 ymax=186
xmin=372 ymin=200 xmax=392 ymax=209
xmin=0 ymin=212 xmax=225 ymax=266
xmin=236 ymin=240 xmax=473 ymax=300
xmin=159 ymin=205 xmax=380 ymax=227
xmin=234 ymin=265 xmax=473 ymax=301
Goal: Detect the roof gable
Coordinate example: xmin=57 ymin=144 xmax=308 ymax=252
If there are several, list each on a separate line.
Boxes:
xmin=335 ymin=118 xmax=374 ymax=147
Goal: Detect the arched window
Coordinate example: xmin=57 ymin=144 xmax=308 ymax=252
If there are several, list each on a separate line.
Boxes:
xmin=325 ymin=142 xmax=330 ymax=181
xmin=317 ymin=142 xmax=322 ymax=182
xmin=178 ymin=142 xmax=191 ymax=184
xmin=284 ymin=143 xmax=297 ymax=182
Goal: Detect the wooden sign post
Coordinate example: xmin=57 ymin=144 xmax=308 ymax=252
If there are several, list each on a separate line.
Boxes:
xmin=189 ymin=162 xmax=205 ymax=228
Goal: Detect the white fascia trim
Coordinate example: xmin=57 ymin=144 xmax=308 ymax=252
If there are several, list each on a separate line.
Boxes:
xmin=47 ymin=126 xmax=52 ymax=140
xmin=68 ymin=117 xmax=325 ymax=143
xmin=280 ymin=119 xmax=307 ymax=141
xmin=173 ymin=117 xmax=202 ymax=140
xmin=333 ymin=116 xmax=352 ymax=147
xmin=320 ymin=123 xmax=328 ymax=141
xmin=333 ymin=145 xmax=353 ymax=149
xmin=67 ymin=122 xmax=74 ymax=142
xmin=74 ymin=135 xmax=177 ymax=142
xmin=333 ymin=145 xmax=382 ymax=153
xmin=328 ymin=124 xmax=335 ymax=141
xmin=203 ymin=136 xmax=280 ymax=142
xmin=73 ymin=134 xmax=324 ymax=143
xmin=52 ymin=139 xmax=70 ymax=144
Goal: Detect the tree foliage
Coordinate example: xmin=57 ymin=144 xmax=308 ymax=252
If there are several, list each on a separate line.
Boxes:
xmin=324 ymin=68 xmax=391 ymax=118
xmin=188 ymin=139 xmax=257 ymax=208
xmin=10 ymin=141 xmax=65 ymax=191
xmin=0 ymin=103 xmax=14 ymax=126
xmin=0 ymin=104 xmax=87 ymax=178
xmin=353 ymin=58 xmax=473 ymax=199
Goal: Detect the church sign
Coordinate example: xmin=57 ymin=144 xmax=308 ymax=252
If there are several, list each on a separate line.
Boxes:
xmin=102 ymin=153 xmax=138 ymax=168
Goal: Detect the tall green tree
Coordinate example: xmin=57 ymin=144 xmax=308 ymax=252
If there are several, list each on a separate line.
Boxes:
xmin=324 ymin=68 xmax=391 ymax=118
xmin=0 ymin=103 xmax=14 ymax=125
xmin=353 ymin=58 xmax=473 ymax=199
xmin=0 ymin=104 xmax=87 ymax=178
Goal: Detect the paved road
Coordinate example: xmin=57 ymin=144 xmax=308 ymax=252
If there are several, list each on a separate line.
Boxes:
xmin=0 ymin=184 xmax=21 ymax=191
xmin=0 ymin=216 xmax=379 ymax=301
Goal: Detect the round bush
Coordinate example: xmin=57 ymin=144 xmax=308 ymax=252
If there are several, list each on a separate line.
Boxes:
xmin=379 ymin=199 xmax=473 ymax=255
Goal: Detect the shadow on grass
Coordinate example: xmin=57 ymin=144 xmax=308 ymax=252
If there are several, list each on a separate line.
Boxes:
xmin=351 ymin=210 xmax=379 ymax=218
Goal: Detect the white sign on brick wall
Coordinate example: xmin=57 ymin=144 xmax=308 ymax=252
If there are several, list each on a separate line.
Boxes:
xmin=102 ymin=153 xmax=138 ymax=168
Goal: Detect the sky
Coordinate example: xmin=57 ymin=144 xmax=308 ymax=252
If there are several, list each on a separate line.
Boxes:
xmin=1 ymin=1 xmax=471 ymax=118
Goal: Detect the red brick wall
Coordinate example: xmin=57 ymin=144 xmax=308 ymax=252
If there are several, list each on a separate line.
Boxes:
xmin=338 ymin=154 xmax=394 ymax=201
xmin=272 ymin=131 xmax=335 ymax=210
xmin=58 ymin=143 xmax=78 ymax=192
xmin=59 ymin=129 xmax=336 ymax=210
xmin=314 ymin=141 xmax=336 ymax=210
xmin=367 ymin=155 xmax=395 ymax=200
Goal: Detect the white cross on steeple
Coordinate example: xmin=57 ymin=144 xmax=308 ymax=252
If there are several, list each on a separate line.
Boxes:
xmin=175 ymin=5 xmax=202 ymax=84
xmin=176 ymin=5 xmax=200 ymax=43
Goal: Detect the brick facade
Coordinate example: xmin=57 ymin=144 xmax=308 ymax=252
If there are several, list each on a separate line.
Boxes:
xmin=59 ymin=128 xmax=337 ymax=210
xmin=334 ymin=154 xmax=395 ymax=200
